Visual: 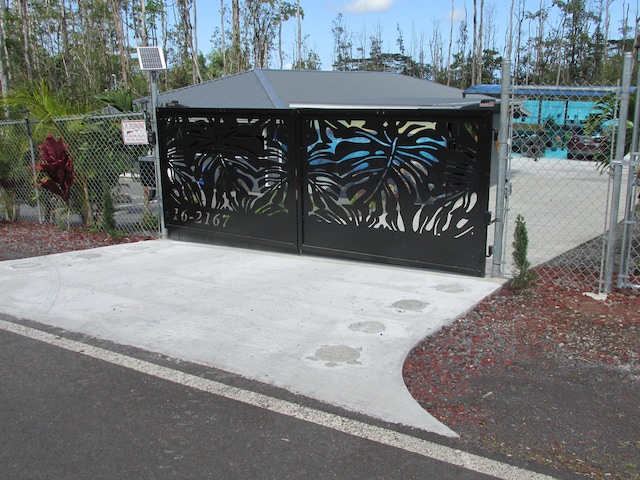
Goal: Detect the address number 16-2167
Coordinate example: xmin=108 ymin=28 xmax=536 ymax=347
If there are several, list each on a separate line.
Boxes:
xmin=172 ymin=209 xmax=231 ymax=228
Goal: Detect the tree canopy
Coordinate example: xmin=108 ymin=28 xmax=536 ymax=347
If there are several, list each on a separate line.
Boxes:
xmin=0 ymin=0 xmax=636 ymax=118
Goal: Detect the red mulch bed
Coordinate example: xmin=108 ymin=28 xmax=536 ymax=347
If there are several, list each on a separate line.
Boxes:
xmin=0 ymin=220 xmax=150 ymax=261
xmin=404 ymin=267 xmax=640 ymax=479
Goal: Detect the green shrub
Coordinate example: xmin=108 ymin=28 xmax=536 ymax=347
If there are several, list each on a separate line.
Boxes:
xmin=101 ymin=187 xmax=123 ymax=239
xmin=512 ymin=214 xmax=538 ymax=291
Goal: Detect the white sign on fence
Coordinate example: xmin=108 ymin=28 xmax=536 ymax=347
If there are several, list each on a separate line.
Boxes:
xmin=121 ymin=119 xmax=148 ymax=145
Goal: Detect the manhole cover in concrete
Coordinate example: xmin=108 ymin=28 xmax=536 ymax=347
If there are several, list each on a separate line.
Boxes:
xmin=391 ymin=299 xmax=428 ymax=312
xmin=306 ymin=345 xmax=361 ymax=367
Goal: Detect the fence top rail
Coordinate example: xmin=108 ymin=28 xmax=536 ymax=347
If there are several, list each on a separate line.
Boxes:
xmin=54 ymin=111 xmax=145 ymax=122
xmin=465 ymin=83 xmax=633 ymax=99
xmin=0 ymin=111 xmax=144 ymax=127
xmin=0 ymin=119 xmax=27 ymax=127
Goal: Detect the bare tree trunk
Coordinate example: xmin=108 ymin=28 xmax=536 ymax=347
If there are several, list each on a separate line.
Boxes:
xmin=356 ymin=25 xmax=367 ymax=67
xmin=193 ymin=0 xmax=200 ymax=76
xmin=430 ymin=19 xmax=442 ymax=81
xmin=109 ymin=0 xmax=130 ymax=88
xmin=18 ymin=0 xmax=33 ymax=81
xmin=59 ymin=0 xmax=70 ymax=79
xmin=603 ymin=0 xmax=614 ymax=67
xmin=161 ymin=5 xmax=169 ymax=90
xmin=508 ymin=0 xmax=515 ymax=62
xmin=297 ymin=0 xmax=302 ymax=69
xmin=0 ymin=0 xmax=8 ymax=116
xmin=472 ymin=0 xmax=477 ymax=85
xmin=278 ymin=0 xmax=283 ymax=68
xmin=232 ymin=0 xmax=242 ymax=73
xmin=536 ymin=0 xmax=544 ymax=81
xmin=556 ymin=9 xmax=566 ymax=86
xmin=221 ymin=0 xmax=227 ymax=74
xmin=419 ymin=29 xmax=426 ymax=79
xmin=140 ymin=0 xmax=148 ymax=46
xmin=446 ymin=0 xmax=454 ymax=86
xmin=178 ymin=0 xmax=202 ymax=84
xmin=476 ymin=0 xmax=484 ymax=84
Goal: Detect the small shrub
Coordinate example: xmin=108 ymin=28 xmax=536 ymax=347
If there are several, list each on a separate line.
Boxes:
xmin=101 ymin=188 xmax=123 ymax=239
xmin=35 ymin=134 xmax=75 ymax=229
xmin=512 ymin=214 xmax=538 ymax=291
xmin=35 ymin=135 xmax=74 ymax=206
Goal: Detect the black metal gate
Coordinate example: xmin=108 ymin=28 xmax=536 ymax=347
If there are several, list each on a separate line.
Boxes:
xmin=300 ymin=110 xmax=493 ymax=276
xmin=158 ymin=107 xmax=494 ymax=276
xmin=158 ymin=109 xmax=298 ymax=251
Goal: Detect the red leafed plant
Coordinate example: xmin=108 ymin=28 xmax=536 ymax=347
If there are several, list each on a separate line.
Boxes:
xmin=35 ymin=134 xmax=74 ymax=206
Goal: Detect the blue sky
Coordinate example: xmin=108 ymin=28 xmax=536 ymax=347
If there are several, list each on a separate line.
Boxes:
xmin=195 ymin=0 xmax=631 ymax=71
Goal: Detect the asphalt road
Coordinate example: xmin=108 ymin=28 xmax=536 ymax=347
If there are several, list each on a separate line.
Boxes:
xmin=0 ymin=319 xmax=554 ymax=480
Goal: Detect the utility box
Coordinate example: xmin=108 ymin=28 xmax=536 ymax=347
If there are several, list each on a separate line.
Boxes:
xmin=137 ymin=155 xmax=156 ymax=188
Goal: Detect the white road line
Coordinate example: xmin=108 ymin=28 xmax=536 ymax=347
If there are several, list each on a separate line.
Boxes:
xmin=0 ymin=319 xmax=557 ymax=480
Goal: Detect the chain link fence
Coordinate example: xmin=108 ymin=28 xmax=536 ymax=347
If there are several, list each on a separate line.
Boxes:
xmin=629 ymin=189 xmax=640 ymax=288
xmin=0 ymin=112 xmax=160 ymax=238
xmin=498 ymin=78 xmax=640 ymax=291
xmin=2 ymin=94 xmax=637 ymax=289
xmin=617 ymin=152 xmax=640 ymax=289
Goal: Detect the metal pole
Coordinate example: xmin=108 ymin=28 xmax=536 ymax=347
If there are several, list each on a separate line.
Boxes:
xmin=617 ymin=41 xmax=640 ymax=288
xmin=150 ymin=71 xmax=167 ymax=239
xmin=492 ymin=59 xmax=511 ymax=277
xmin=604 ymin=52 xmax=633 ymax=292
xmin=25 ymin=114 xmax=43 ymax=224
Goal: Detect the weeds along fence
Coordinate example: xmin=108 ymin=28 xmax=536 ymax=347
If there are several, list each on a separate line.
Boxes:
xmin=0 ymin=112 xmax=160 ymax=238
xmin=499 ymin=76 xmax=640 ymax=291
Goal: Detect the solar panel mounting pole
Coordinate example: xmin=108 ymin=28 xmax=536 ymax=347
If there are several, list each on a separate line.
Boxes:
xmin=137 ymin=46 xmax=168 ymax=239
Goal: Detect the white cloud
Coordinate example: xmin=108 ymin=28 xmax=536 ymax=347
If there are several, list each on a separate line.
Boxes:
xmin=446 ymin=7 xmax=466 ymax=23
xmin=343 ymin=0 xmax=395 ymax=14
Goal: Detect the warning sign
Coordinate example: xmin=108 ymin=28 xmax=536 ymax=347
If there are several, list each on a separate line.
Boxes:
xmin=121 ymin=119 xmax=148 ymax=145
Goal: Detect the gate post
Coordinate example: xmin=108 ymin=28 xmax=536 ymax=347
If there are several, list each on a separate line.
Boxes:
xmin=618 ymin=41 xmax=640 ymax=288
xmin=604 ymin=52 xmax=633 ymax=292
xmin=492 ymin=59 xmax=512 ymax=277
xmin=618 ymin=150 xmax=639 ymax=288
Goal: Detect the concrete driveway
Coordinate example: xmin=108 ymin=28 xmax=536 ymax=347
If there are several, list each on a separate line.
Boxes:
xmin=0 ymin=239 xmax=501 ymax=437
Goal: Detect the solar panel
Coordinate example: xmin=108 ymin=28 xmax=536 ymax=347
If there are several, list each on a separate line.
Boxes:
xmin=137 ymin=46 xmax=167 ymax=71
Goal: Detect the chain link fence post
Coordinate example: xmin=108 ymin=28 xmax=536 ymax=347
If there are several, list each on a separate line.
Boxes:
xmin=618 ymin=45 xmax=640 ymax=289
xmin=604 ymin=52 xmax=634 ymax=292
xmin=24 ymin=112 xmax=43 ymax=224
xmin=491 ymin=59 xmax=512 ymax=277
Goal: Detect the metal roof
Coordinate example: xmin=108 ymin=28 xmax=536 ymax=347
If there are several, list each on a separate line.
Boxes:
xmin=153 ymin=69 xmax=494 ymax=110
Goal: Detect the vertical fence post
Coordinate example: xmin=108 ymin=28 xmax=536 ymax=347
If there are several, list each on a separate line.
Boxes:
xmin=492 ymin=59 xmax=512 ymax=277
xmin=604 ymin=52 xmax=634 ymax=292
xmin=617 ymin=41 xmax=640 ymax=288
xmin=24 ymin=113 xmax=43 ymax=224
xmin=617 ymin=150 xmax=639 ymax=288
xmin=150 ymin=71 xmax=167 ymax=239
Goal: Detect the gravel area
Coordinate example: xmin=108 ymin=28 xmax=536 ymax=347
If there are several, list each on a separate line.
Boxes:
xmin=2 ymin=220 xmax=639 ymax=479
xmin=405 ymin=267 xmax=640 ymax=479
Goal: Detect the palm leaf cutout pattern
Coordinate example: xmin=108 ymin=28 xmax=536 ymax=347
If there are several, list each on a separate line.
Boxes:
xmin=163 ymin=115 xmax=289 ymax=216
xmin=306 ymin=118 xmax=483 ymax=238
